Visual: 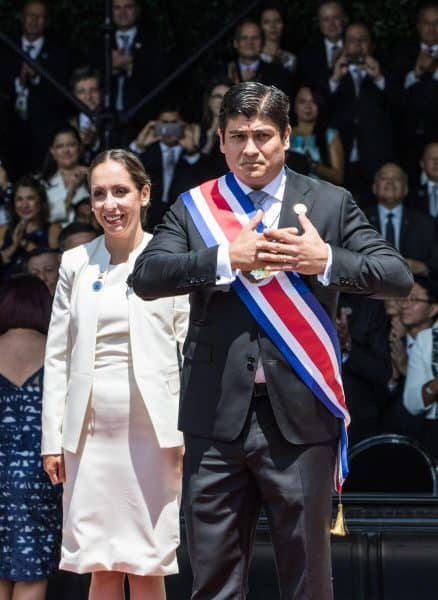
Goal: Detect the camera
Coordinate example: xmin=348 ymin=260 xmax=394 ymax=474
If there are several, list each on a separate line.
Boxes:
xmin=155 ymin=121 xmax=184 ymax=139
xmin=346 ymin=53 xmax=365 ymax=66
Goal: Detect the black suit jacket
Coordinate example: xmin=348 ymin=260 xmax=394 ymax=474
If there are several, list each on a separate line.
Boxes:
xmin=329 ymin=71 xmax=395 ymax=179
xmin=133 ymin=168 xmax=412 ymax=445
xmin=0 ymin=36 xmax=71 ymax=172
xmin=138 ymin=142 xmax=203 ymax=232
xmin=297 ymin=38 xmax=332 ymax=95
xmin=89 ymin=27 xmax=165 ymax=124
xmin=365 ymin=204 xmax=438 ymax=278
xmin=225 ymin=59 xmax=295 ymax=98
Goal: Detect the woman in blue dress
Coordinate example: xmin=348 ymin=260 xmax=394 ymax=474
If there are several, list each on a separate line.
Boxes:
xmin=289 ymin=84 xmax=345 ymax=185
xmin=0 ymin=275 xmax=62 ymax=600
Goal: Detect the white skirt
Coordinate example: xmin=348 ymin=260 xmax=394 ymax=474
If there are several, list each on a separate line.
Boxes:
xmin=61 ymin=365 xmax=182 ymax=575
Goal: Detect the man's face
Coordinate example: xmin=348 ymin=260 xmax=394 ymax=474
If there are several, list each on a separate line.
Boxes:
xmin=234 ymin=23 xmax=262 ymax=62
xmin=74 ymin=77 xmax=101 ymax=111
xmin=400 ymin=283 xmax=438 ymax=331
xmin=318 ymin=2 xmax=346 ymax=41
xmin=27 ymin=253 xmax=60 ymax=296
xmin=344 ymin=24 xmax=372 ymax=58
xmin=22 ymin=2 xmax=47 ymax=40
xmin=417 ymin=7 xmax=438 ymax=47
xmin=373 ymin=164 xmax=408 ymax=208
xmin=421 ymin=143 xmax=438 ymax=182
xmin=113 ymin=0 xmax=138 ymax=30
xmin=219 ymin=114 xmax=290 ymax=189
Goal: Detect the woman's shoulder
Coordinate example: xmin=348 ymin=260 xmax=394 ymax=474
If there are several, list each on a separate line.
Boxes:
xmin=325 ymin=128 xmax=339 ymax=144
xmin=61 ymin=234 xmax=104 ymax=270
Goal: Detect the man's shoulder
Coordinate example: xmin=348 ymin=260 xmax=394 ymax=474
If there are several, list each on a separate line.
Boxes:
xmin=286 ymin=168 xmax=349 ymax=203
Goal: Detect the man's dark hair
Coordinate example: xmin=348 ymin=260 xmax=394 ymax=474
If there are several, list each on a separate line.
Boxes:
xmin=58 ymin=222 xmax=97 ymax=251
xmin=417 ymin=2 xmax=438 ymax=20
xmin=218 ymin=82 xmax=290 ymax=136
xmin=70 ymin=66 xmax=101 ymax=92
xmin=413 ymin=275 xmax=438 ymax=303
xmin=26 ymin=247 xmax=60 ymax=261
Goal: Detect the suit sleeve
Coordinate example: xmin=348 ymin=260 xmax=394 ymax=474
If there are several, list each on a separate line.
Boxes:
xmin=132 ymin=197 xmax=220 ymax=299
xmin=330 ymin=191 xmax=413 ymax=298
xmin=41 ymin=255 xmax=73 ymax=455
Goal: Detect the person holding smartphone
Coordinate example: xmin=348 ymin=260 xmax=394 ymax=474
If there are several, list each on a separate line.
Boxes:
xmin=129 ymin=107 xmax=202 ymax=231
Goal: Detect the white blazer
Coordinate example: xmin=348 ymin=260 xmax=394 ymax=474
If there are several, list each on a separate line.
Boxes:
xmin=44 ymin=171 xmax=89 ymax=223
xmin=41 ymin=233 xmax=189 ymax=455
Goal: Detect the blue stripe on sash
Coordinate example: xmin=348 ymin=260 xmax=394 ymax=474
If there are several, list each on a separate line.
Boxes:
xmin=181 ymin=190 xmax=217 ymax=247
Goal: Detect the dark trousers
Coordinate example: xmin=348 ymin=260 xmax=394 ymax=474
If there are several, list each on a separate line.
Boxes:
xmin=182 ymin=395 xmax=337 ymax=600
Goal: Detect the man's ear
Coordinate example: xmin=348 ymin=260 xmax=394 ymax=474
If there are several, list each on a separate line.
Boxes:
xmin=218 ymin=129 xmax=225 ymax=154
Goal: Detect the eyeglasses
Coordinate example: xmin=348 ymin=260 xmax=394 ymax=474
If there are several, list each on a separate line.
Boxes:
xmin=401 ymin=298 xmax=434 ymax=304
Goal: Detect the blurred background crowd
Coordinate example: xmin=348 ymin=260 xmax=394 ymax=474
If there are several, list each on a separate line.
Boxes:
xmin=1 ymin=0 xmax=438 ymax=597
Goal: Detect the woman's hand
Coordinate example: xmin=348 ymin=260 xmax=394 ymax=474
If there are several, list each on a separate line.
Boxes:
xmin=43 ymin=454 xmax=66 ymax=485
xmin=11 ymin=219 xmax=27 ymax=249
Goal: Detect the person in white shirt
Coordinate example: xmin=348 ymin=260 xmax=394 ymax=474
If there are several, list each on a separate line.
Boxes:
xmin=403 ymin=278 xmax=438 ymax=459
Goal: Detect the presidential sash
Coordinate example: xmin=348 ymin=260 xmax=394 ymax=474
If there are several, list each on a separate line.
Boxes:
xmin=181 ymin=172 xmax=350 ymax=492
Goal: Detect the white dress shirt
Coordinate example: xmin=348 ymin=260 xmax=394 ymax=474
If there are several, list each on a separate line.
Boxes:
xmin=377 ymin=203 xmax=403 ymax=250
xmin=404 ymin=325 xmax=438 ymax=419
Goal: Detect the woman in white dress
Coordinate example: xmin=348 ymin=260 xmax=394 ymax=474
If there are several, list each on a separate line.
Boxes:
xmin=42 ymin=149 xmax=188 ymax=600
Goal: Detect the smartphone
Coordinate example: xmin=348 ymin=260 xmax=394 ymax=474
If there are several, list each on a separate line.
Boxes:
xmin=155 ymin=122 xmax=184 ymax=138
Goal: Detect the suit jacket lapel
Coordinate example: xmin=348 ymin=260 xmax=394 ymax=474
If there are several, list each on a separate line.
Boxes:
xmin=278 ymin=168 xmax=314 ymax=230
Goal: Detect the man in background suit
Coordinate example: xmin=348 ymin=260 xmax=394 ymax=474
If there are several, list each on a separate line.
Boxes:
xmin=410 ymin=142 xmax=438 ymax=221
xmin=389 ymin=2 xmax=438 ymax=182
xmin=130 ymin=107 xmax=202 ymax=231
xmin=298 ymin=0 xmax=348 ymax=95
xmin=365 ymin=162 xmax=438 ymax=279
xmin=0 ymin=0 xmax=71 ymax=175
xmin=89 ymin=0 xmax=166 ymax=136
xmin=328 ymin=21 xmax=396 ymax=204
xmin=224 ymin=20 xmax=294 ymax=97
xmin=132 ymin=82 xmax=412 ymax=599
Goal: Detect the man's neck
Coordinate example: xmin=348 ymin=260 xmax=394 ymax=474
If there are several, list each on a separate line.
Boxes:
xmin=408 ymin=322 xmax=433 ymax=340
xmin=324 ymin=35 xmax=342 ymax=44
xmin=23 ymin=34 xmax=43 ymax=44
xmin=238 ymin=56 xmax=260 ymax=66
xmin=378 ymin=199 xmax=403 ymax=210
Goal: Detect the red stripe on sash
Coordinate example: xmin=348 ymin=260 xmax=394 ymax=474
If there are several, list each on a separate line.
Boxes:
xmin=201 ymin=180 xmax=243 ymax=242
xmin=260 ymin=278 xmax=345 ymax=406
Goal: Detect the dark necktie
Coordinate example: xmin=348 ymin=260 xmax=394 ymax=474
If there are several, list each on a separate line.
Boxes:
xmin=249 ymin=190 xmax=268 ymax=211
xmin=385 ymin=212 xmax=395 ymax=246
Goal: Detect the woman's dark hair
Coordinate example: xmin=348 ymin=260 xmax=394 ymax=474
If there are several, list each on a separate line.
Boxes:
xmin=10 ymin=175 xmax=50 ymax=228
xmin=88 ymin=149 xmax=151 ymax=190
xmin=0 ymin=275 xmax=52 ymax=335
xmin=41 ymin=125 xmax=83 ymax=182
xmin=292 ymin=84 xmax=329 ymax=166
xmin=201 ymin=77 xmax=234 ymax=130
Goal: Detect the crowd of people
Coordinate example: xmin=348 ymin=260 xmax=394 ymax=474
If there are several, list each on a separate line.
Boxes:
xmin=0 ymin=0 xmax=437 ymax=598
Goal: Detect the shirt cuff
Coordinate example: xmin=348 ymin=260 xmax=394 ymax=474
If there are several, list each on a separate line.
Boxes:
xmin=129 ymin=140 xmax=143 ymax=154
xmin=329 ymin=78 xmax=339 ymax=93
xmin=183 ymin=152 xmax=200 ymax=165
xmin=216 ymin=243 xmax=236 ymax=284
xmin=374 ymin=76 xmax=385 ymax=90
xmin=317 ymin=244 xmax=332 ymax=286
xmin=404 ymin=70 xmax=418 ymax=88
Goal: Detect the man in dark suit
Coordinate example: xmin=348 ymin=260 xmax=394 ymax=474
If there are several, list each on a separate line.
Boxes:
xmin=410 ymin=142 xmax=438 ymax=220
xmin=298 ymin=0 xmax=348 ymax=95
xmin=224 ymin=20 xmax=294 ymax=97
xmin=389 ymin=2 xmax=438 ymax=182
xmin=365 ymin=162 xmax=438 ymax=279
xmin=132 ymin=82 xmax=412 ymax=600
xmin=130 ymin=107 xmax=203 ymax=231
xmin=89 ymin=0 xmax=166 ymax=134
xmin=328 ymin=22 xmax=396 ymax=204
xmin=336 ymin=294 xmax=392 ymax=446
xmin=0 ymin=0 xmax=71 ymax=175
